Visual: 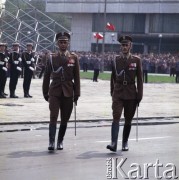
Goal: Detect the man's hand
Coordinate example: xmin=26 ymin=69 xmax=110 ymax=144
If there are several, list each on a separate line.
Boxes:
xmin=73 ymin=95 xmax=79 ymax=106
xmin=44 ymin=95 xmax=49 ymax=102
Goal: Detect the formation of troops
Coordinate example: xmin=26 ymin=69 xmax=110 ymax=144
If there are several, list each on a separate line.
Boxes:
xmin=0 ymin=41 xmax=42 ymax=99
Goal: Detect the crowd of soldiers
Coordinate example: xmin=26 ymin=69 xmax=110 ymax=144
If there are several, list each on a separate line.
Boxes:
xmin=0 ymin=42 xmax=48 ymax=99
xmin=78 ymin=51 xmax=179 ymax=83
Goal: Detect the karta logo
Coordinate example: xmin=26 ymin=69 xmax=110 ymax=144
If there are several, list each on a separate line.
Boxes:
xmin=106 ymin=158 xmax=178 ymax=179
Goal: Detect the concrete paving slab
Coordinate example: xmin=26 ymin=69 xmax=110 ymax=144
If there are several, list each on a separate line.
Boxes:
xmin=0 ymin=78 xmax=179 ymax=124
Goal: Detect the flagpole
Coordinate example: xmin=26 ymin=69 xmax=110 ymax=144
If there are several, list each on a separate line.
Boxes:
xmin=101 ymin=0 xmax=107 ymax=72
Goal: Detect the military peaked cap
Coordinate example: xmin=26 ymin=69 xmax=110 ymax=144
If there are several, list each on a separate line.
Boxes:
xmin=118 ymin=35 xmax=132 ymax=43
xmin=56 ymin=32 xmax=70 ymax=41
xmin=26 ymin=42 xmax=33 ymax=46
xmin=12 ymin=42 xmax=20 ymax=46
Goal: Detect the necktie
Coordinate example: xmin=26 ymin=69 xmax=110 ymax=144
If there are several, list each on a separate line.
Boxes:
xmin=61 ymin=53 xmax=66 ymax=63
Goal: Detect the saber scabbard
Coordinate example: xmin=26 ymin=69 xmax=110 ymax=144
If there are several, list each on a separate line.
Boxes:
xmin=74 ymin=102 xmax=77 ymax=136
xmin=136 ymin=105 xmax=139 ymax=142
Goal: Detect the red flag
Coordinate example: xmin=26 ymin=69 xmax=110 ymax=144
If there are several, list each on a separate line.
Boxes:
xmin=94 ymin=32 xmax=103 ymax=40
xmin=106 ymin=22 xmax=115 ymax=31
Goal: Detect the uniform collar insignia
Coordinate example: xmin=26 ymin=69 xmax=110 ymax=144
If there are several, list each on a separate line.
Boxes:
xmin=122 ymin=53 xmax=131 ymax=60
xmin=59 ymin=50 xmax=69 ymax=56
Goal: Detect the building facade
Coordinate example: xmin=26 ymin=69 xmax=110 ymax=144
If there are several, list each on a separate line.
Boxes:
xmin=46 ymin=0 xmax=179 ymax=53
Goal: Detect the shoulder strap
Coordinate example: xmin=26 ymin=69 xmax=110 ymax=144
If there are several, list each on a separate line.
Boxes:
xmin=50 ymin=54 xmax=63 ymax=74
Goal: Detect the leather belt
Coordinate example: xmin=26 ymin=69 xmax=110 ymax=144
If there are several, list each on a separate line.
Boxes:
xmin=117 ymin=81 xmax=135 ymax=85
xmin=52 ymin=78 xmax=72 ymax=82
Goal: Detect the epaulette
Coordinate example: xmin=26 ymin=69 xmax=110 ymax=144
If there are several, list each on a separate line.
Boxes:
xmin=50 ymin=53 xmax=56 ymax=57
xmin=131 ymin=54 xmax=140 ymax=60
xmin=70 ymin=52 xmax=78 ymax=58
xmin=115 ymin=55 xmax=122 ymax=60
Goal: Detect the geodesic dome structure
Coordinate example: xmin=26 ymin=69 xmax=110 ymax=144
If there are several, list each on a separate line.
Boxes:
xmin=0 ymin=0 xmax=70 ymax=52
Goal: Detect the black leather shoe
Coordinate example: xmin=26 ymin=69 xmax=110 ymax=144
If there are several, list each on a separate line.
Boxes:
xmin=57 ymin=142 xmax=63 ymax=150
xmin=10 ymin=94 xmax=19 ymax=98
xmin=106 ymin=142 xmax=117 ymax=152
xmin=24 ymin=93 xmax=29 ymax=98
xmin=0 ymin=94 xmax=6 ymax=98
xmin=48 ymin=142 xmax=55 ymax=151
xmin=28 ymin=94 xmax=33 ymax=98
xmin=122 ymin=142 xmax=129 ymax=151
xmin=3 ymin=92 xmax=8 ymax=96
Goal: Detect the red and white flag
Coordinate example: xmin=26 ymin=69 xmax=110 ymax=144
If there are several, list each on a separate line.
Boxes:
xmin=106 ymin=22 xmax=115 ymax=31
xmin=94 ymin=32 xmax=103 ymax=40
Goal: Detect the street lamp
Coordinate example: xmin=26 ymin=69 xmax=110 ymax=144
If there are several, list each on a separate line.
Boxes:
xmin=158 ymin=34 xmax=162 ymax=54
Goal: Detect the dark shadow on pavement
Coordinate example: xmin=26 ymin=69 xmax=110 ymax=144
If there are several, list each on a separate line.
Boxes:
xmin=76 ymin=150 xmax=123 ymax=159
xmin=8 ymin=150 xmax=58 ymax=158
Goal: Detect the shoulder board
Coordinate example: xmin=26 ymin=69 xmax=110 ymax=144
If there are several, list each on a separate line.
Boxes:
xmin=115 ymin=55 xmax=122 ymax=60
xmin=70 ymin=52 xmax=78 ymax=59
xmin=131 ymin=54 xmax=140 ymax=60
xmin=50 ymin=53 xmax=57 ymax=58
xmin=70 ymin=52 xmax=77 ymax=56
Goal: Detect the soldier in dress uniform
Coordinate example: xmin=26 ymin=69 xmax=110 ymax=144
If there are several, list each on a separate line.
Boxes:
xmin=42 ymin=32 xmax=80 ymax=151
xmin=142 ymin=56 xmax=149 ymax=83
xmin=0 ymin=42 xmax=9 ymax=98
xmin=9 ymin=42 xmax=22 ymax=98
xmin=21 ymin=43 xmax=36 ymax=98
xmin=93 ymin=54 xmax=101 ymax=82
xmin=106 ymin=35 xmax=143 ymax=152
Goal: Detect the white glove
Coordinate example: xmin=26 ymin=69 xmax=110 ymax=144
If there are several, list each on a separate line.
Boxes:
xmin=31 ymin=58 xmax=35 ymax=62
xmin=14 ymin=61 xmax=19 ymax=64
xmin=16 ymin=67 xmax=22 ymax=71
xmin=4 ymin=58 xmax=8 ymax=62
xmin=2 ymin=67 xmax=7 ymax=71
xmin=18 ymin=57 xmax=22 ymax=61
xmin=29 ymin=66 xmax=34 ymax=71
xmin=26 ymin=61 xmax=31 ymax=64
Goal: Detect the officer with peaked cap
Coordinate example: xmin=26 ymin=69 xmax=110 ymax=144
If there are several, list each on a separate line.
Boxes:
xmin=9 ymin=42 xmax=22 ymax=98
xmin=43 ymin=32 xmax=80 ymax=151
xmin=21 ymin=42 xmax=36 ymax=98
xmin=106 ymin=35 xmax=143 ymax=152
xmin=0 ymin=42 xmax=9 ymax=98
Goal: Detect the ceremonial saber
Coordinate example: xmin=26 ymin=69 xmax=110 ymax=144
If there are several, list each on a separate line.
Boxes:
xmin=74 ymin=102 xmax=77 ymax=136
xmin=136 ymin=105 xmax=138 ymax=142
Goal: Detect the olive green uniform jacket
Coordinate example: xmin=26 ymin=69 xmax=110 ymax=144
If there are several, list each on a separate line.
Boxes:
xmin=42 ymin=51 xmax=80 ymax=99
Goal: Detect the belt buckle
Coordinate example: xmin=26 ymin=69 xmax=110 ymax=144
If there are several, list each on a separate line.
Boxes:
xmin=123 ymin=81 xmax=127 ymax=85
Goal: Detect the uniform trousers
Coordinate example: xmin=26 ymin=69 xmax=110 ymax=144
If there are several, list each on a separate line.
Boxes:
xmin=93 ymin=69 xmax=100 ymax=81
xmin=0 ymin=70 xmax=7 ymax=93
xmin=143 ymin=70 xmax=148 ymax=83
xmin=23 ymin=69 xmax=33 ymax=93
xmin=49 ymin=93 xmax=73 ymax=125
xmin=9 ymin=69 xmax=19 ymax=92
xmin=112 ymin=98 xmax=137 ymax=125
xmin=176 ymin=71 xmax=179 ymax=83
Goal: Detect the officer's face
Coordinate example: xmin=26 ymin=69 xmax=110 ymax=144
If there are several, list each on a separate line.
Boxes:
xmin=13 ymin=45 xmax=19 ymax=51
xmin=27 ymin=45 xmax=33 ymax=52
xmin=120 ymin=42 xmax=131 ymax=54
xmin=0 ymin=45 xmax=5 ymax=52
xmin=58 ymin=40 xmax=69 ymax=51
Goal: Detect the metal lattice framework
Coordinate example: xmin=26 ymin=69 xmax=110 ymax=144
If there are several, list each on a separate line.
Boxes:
xmin=0 ymin=0 xmax=70 ymax=52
